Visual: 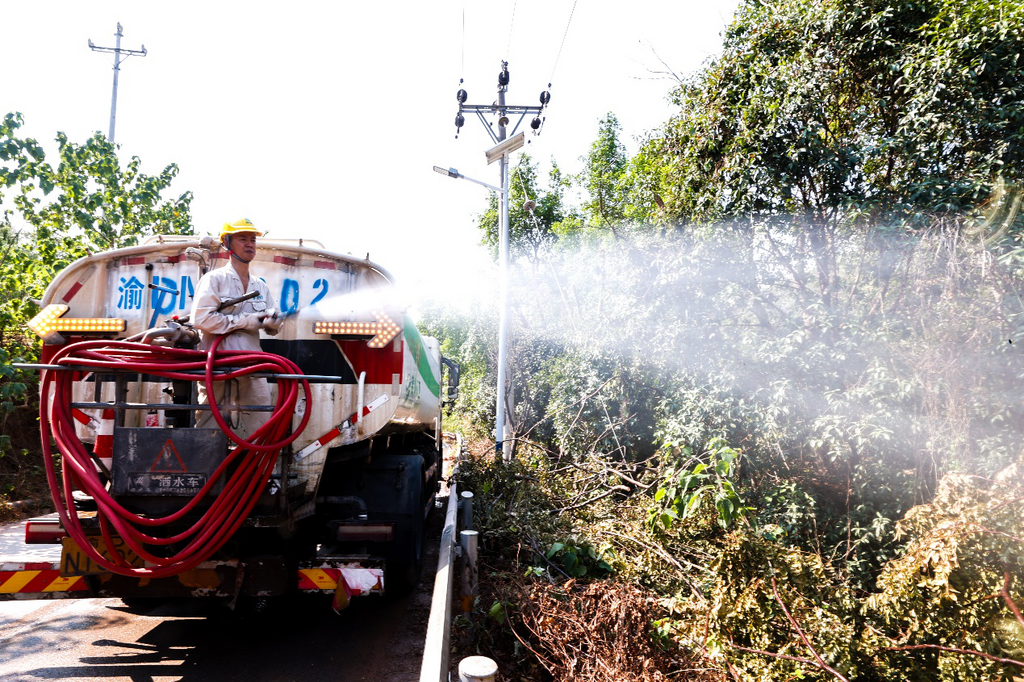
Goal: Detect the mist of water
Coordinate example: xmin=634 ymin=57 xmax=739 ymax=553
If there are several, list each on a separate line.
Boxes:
xmin=416 ymin=215 xmax=1024 ymax=492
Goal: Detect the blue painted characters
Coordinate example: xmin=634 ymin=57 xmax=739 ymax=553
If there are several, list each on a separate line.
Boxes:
xmin=117 ymin=276 xmax=146 ymax=310
xmin=280 ymin=278 xmax=299 ymax=316
xmin=148 ymin=275 xmax=195 ymax=327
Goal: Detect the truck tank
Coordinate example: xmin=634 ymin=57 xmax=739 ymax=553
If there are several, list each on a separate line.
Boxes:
xmin=17 ymin=235 xmax=455 ymax=606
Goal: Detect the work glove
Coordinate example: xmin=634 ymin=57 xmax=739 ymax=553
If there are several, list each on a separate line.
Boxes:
xmin=260 ymin=309 xmax=284 ymax=333
xmin=239 ymin=313 xmax=264 ymax=332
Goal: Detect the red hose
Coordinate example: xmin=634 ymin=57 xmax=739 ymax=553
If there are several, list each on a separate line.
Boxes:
xmin=38 ymin=336 xmax=312 ymax=578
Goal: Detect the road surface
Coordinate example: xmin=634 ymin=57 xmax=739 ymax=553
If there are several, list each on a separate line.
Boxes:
xmin=0 ymin=511 xmax=442 ymax=682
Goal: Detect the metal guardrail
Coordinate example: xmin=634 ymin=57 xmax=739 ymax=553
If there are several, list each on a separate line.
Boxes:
xmin=420 ymin=472 xmax=460 ymax=682
xmin=421 ymin=434 xmax=496 ymax=682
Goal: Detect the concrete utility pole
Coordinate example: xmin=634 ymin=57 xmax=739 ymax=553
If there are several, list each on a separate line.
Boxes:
xmin=435 ymin=62 xmax=550 ymax=462
xmin=494 ymin=65 xmax=512 ymax=464
xmin=88 ymin=23 xmax=147 ymax=144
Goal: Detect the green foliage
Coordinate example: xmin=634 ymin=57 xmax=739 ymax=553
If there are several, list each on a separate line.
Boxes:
xmin=635 ymin=0 xmax=1024 ymax=226
xmin=420 ymin=299 xmax=497 ymax=437
xmin=0 ymin=112 xmax=193 ymax=480
xmin=476 ymin=153 xmax=577 ymax=262
xmin=543 ymin=539 xmax=614 ymax=578
xmin=579 ymin=113 xmax=630 ymax=230
xmin=438 ymin=1 xmax=1024 ymax=677
xmin=652 ymin=438 xmax=751 ymax=531
xmin=865 ymin=460 xmax=1024 ymax=681
xmin=0 ymin=113 xmax=194 ymax=353
xmin=685 ymin=532 xmax=864 ymax=680
xmin=488 ymin=600 xmax=506 ymax=624
xmin=442 ymin=219 xmax=1023 ymax=587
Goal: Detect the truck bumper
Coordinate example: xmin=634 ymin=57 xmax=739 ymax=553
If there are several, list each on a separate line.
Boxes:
xmin=0 ymin=558 xmax=384 ymax=601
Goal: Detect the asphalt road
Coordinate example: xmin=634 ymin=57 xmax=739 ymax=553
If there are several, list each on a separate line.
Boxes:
xmin=0 ymin=511 xmax=442 ymax=682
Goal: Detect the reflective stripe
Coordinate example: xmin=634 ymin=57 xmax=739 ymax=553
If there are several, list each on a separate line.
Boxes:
xmin=297 ymin=568 xmax=339 ymax=590
xmin=72 ymin=409 xmax=98 ymax=430
xmin=0 ymin=569 xmax=86 ymax=593
xmin=61 ymin=281 xmax=84 ymax=303
xmin=95 ymin=408 xmax=115 ymax=469
xmin=0 ymin=570 xmax=39 ymax=593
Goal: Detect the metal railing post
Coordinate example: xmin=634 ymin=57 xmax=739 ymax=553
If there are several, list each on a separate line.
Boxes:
xmin=460 ymin=490 xmax=474 ymax=531
xmin=459 ymin=529 xmax=478 ymax=613
xmin=459 ymin=655 xmax=498 ymax=681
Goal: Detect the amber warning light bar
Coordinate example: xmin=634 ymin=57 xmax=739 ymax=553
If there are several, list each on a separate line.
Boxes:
xmin=313 ymin=311 xmax=401 ymax=349
xmin=27 ymin=304 xmax=126 ymax=340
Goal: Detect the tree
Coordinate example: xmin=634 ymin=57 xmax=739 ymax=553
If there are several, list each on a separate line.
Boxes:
xmin=476 ymin=154 xmax=575 ymax=263
xmin=579 ymin=113 xmax=630 ymax=233
xmin=0 ymin=112 xmax=194 ymax=478
xmin=637 ymin=0 xmax=1024 ymax=228
xmin=4 ymin=114 xmax=193 ymax=257
xmin=0 ymin=112 xmax=193 ymax=347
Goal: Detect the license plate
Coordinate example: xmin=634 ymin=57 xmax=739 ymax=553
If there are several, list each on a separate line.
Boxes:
xmin=61 ymin=535 xmax=145 ymax=577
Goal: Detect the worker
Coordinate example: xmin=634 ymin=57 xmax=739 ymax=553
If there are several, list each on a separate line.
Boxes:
xmin=190 ymin=218 xmax=282 ymax=439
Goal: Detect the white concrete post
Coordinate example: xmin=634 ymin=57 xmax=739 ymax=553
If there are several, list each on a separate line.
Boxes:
xmin=459 ymin=655 xmax=498 ymax=682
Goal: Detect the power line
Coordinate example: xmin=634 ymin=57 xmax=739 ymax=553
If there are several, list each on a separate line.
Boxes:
xmin=505 ymin=0 xmax=518 ymax=61
xmin=549 ymin=0 xmax=579 ymax=84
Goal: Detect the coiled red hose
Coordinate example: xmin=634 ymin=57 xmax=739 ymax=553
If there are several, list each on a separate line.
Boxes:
xmin=39 ymin=336 xmax=312 ymax=578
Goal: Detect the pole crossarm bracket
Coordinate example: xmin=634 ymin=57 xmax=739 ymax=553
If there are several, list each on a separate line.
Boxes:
xmin=90 ymin=46 xmax=148 ymax=63
xmin=458 ymin=105 xmax=544 ymax=115
xmin=460 ymin=104 xmax=544 ymax=142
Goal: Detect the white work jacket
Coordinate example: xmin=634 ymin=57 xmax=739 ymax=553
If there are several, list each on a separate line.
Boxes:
xmin=190 ymin=262 xmax=279 ymax=351
xmin=189 ymin=262 xmax=279 ymax=437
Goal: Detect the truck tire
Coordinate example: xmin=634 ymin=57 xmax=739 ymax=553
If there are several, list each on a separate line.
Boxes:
xmin=350 ymin=452 xmax=427 ymax=594
xmin=385 ymin=454 xmax=426 ymax=593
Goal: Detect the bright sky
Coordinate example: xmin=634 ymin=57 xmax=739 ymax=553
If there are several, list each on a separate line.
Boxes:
xmin=3 ymin=1 xmax=739 ymax=304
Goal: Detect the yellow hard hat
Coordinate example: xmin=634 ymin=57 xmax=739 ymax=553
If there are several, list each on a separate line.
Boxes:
xmin=219 ymin=218 xmax=262 ymax=240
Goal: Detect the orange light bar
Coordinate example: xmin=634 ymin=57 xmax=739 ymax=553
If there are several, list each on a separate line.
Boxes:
xmin=27 ymin=304 xmax=127 ymax=339
xmin=313 ymin=311 xmax=401 ymax=348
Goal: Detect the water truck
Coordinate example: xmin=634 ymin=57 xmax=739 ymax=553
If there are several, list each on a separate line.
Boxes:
xmin=1 ymin=235 xmax=457 ymax=610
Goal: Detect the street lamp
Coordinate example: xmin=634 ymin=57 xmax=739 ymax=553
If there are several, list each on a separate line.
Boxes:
xmin=432 ymin=163 xmax=512 ymax=460
xmin=432 ymin=167 xmax=504 ymax=194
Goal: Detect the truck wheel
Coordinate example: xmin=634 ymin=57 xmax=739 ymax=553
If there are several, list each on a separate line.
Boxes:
xmin=387 ymin=467 xmax=425 ymax=593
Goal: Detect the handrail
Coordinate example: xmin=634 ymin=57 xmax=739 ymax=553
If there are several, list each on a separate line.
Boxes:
xmin=12 ymin=363 xmax=345 ymax=383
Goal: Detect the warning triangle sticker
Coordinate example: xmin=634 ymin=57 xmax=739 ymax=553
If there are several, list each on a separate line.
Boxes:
xmin=150 ymin=439 xmax=188 ymax=473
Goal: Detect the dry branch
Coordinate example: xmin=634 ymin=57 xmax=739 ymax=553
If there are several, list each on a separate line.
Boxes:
xmin=770 ymin=577 xmax=851 ymax=682
xmin=882 ymin=644 xmax=1024 ymax=668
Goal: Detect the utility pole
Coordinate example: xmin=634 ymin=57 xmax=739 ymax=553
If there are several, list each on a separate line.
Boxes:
xmin=439 ymin=62 xmax=551 ymax=462
xmin=495 ymin=66 xmax=512 ymax=464
xmin=88 ymin=23 xmax=147 ymax=144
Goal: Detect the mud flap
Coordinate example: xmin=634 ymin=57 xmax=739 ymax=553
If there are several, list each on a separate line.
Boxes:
xmin=331 ymin=573 xmax=354 ymax=613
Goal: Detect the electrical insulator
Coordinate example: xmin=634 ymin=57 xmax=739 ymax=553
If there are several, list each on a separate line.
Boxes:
xmin=455 ymin=113 xmax=465 ymax=129
xmin=540 ymin=90 xmax=551 ymax=106
xmin=457 ymin=89 xmax=468 ymax=104
xmin=498 ymin=62 xmax=510 ymax=86
xmin=531 ymin=116 xmax=542 ymax=130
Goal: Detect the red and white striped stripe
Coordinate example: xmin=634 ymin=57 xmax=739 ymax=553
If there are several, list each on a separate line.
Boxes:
xmin=71 ymin=409 xmax=98 ymax=432
xmin=94 ymin=408 xmax=115 ymax=471
xmin=293 ymin=395 xmax=389 ymax=462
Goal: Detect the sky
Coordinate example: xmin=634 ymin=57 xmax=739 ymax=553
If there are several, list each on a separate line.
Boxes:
xmin=2 ymin=1 xmax=740 ymax=305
